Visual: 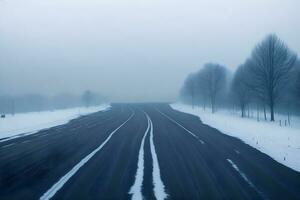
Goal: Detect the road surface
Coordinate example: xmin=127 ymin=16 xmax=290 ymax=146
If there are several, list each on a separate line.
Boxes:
xmin=0 ymin=103 xmax=300 ymax=200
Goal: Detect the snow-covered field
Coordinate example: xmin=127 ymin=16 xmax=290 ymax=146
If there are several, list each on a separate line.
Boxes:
xmin=0 ymin=104 xmax=110 ymax=141
xmin=171 ymin=103 xmax=300 ymax=172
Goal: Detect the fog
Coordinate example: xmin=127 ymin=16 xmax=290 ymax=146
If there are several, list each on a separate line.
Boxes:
xmin=1 ymin=0 xmax=299 ymax=102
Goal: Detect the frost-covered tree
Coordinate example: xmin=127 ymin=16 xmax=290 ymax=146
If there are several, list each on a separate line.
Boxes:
xmin=296 ymin=71 xmax=300 ymax=103
xmin=180 ymin=73 xmax=197 ymax=108
xmin=82 ymin=90 xmax=93 ymax=107
xmin=199 ymin=63 xmax=227 ymax=113
xmin=247 ymin=34 xmax=297 ymax=121
xmin=231 ymin=64 xmax=251 ymax=117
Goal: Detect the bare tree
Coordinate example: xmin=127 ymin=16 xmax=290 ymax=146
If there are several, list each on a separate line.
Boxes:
xmin=181 ymin=73 xmax=197 ymax=109
xmin=200 ymin=63 xmax=227 ymax=113
xmin=82 ymin=90 xmax=93 ymax=107
xmin=231 ymin=64 xmax=251 ymax=117
xmin=194 ymin=70 xmax=208 ymax=110
xmin=247 ymin=34 xmax=297 ymax=121
xmin=296 ymin=71 xmax=300 ymax=103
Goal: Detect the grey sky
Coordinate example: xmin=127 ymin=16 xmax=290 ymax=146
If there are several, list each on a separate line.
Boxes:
xmin=0 ymin=0 xmax=299 ymax=102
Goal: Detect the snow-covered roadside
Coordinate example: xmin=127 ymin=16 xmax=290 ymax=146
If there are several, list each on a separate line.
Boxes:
xmin=171 ymin=103 xmax=300 ymax=172
xmin=0 ymin=104 xmax=110 ymax=141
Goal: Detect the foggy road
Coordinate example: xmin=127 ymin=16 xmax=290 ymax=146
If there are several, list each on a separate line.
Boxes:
xmin=0 ymin=104 xmax=300 ymax=200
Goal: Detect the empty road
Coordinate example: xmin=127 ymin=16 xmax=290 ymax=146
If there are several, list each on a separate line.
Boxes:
xmin=0 ymin=104 xmax=300 ymax=200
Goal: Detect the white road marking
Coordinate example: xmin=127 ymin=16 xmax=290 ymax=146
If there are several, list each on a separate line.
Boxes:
xmin=37 ymin=134 xmax=48 ymax=138
xmin=148 ymin=114 xmax=168 ymax=200
xmin=235 ymin=150 xmax=240 ymax=154
xmin=157 ymin=109 xmax=205 ymax=144
xmin=0 ymin=132 xmax=34 ymax=143
xmin=1 ymin=143 xmax=16 ymax=148
xmin=198 ymin=139 xmax=205 ymax=144
xmin=227 ymin=159 xmax=266 ymax=199
xmin=129 ymin=115 xmax=151 ymax=200
xmin=40 ymin=111 xmax=135 ymax=200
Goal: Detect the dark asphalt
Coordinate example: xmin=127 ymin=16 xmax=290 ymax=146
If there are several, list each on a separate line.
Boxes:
xmin=0 ymin=103 xmax=300 ymax=200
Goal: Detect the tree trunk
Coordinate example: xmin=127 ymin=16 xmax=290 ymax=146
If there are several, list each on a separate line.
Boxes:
xmin=287 ymin=105 xmax=291 ymax=126
xmin=270 ymin=103 xmax=275 ymax=121
xmin=247 ymin=106 xmax=250 ymax=118
xmin=241 ymin=104 xmax=245 ymax=118
xmin=192 ymin=94 xmax=194 ymax=109
xmin=263 ymin=105 xmax=267 ymax=120
xmin=256 ymin=104 xmax=260 ymax=122
xmin=210 ymin=96 xmax=215 ymax=113
xmin=269 ymin=90 xmax=275 ymax=121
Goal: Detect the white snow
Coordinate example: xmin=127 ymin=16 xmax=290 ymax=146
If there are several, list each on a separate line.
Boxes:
xmin=148 ymin=114 xmax=168 ymax=200
xmin=171 ymin=103 xmax=300 ymax=172
xmin=129 ymin=112 xmax=168 ymax=200
xmin=129 ymin=113 xmax=151 ymax=200
xmin=40 ymin=110 xmax=134 ymax=200
xmin=0 ymin=105 xmax=110 ymax=141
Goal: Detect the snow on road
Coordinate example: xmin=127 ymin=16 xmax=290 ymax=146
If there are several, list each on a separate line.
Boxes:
xmin=40 ymin=110 xmax=134 ymax=200
xmin=129 ymin=112 xmax=168 ymax=200
xmin=171 ymin=103 xmax=300 ymax=172
xmin=129 ymin=113 xmax=151 ymax=200
xmin=148 ymin=114 xmax=168 ymax=200
xmin=0 ymin=105 xmax=110 ymax=141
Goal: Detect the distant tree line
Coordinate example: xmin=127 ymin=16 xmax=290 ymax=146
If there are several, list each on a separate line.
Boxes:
xmin=0 ymin=90 xmax=106 ymax=114
xmin=180 ymin=34 xmax=300 ymax=121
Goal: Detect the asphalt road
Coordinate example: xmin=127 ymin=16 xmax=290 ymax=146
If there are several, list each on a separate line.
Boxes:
xmin=0 ymin=103 xmax=300 ymax=200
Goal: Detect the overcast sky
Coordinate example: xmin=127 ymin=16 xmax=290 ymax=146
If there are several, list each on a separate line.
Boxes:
xmin=0 ymin=0 xmax=299 ymax=102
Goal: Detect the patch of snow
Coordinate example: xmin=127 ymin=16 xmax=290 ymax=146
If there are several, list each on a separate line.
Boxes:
xmin=0 ymin=105 xmax=110 ymax=141
xmin=40 ymin=110 xmax=134 ymax=200
xmin=129 ymin=113 xmax=151 ymax=200
xmin=148 ymin=114 xmax=168 ymax=200
xmin=171 ymin=103 xmax=300 ymax=172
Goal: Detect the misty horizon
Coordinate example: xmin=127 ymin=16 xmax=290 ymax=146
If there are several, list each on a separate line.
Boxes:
xmin=1 ymin=0 xmax=300 ymax=102
xmin=1 ymin=1 xmax=300 ymax=199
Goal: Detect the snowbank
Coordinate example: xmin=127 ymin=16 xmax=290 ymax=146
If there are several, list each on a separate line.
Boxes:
xmin=171 ymin=103 xmax=300 ymax=172
xmin=0 ymin=104 xmax=110 ymax=141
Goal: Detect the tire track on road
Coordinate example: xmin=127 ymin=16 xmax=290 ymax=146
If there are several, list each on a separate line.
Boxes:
xmin=129 ymin=111 xmax=168 ymax=200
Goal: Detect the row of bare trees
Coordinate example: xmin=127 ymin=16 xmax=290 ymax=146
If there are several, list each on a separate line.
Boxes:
xmin=180 ymin=63 xmax=227 ymax=113
xmin=180 ymin=34 xmax=300 ymax=121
